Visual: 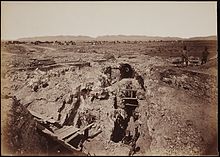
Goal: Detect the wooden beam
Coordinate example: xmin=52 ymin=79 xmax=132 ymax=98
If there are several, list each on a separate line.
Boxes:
xmin=36 ymin=122 xmax=86 ymax=155
xmin=124 ymin=103 xmax=138 ymax=107
xmin=65 ymin=123 xmax=95 ymax=143
xmin=56 ymin=126 xmax=79 ymax=140
xmin=122 ymin=98 xmax=138 ymax=100
xmin=54 ymin=126 xmax=72 ymax=135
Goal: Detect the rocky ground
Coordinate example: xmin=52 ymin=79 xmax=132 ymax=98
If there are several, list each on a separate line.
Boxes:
xmin=1 ymin=40 xmax=218 ymax=156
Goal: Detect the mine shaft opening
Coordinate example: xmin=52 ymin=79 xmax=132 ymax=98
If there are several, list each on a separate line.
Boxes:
xmin=110 ymin=115 xmax=128 ymax=143
xmin=119 ymin=63 xmax=135 ymax=79
xmin=124 ymin=105 xmax=138 ymax=118
xmin=110 ymin=102 xmax=138 ymax=143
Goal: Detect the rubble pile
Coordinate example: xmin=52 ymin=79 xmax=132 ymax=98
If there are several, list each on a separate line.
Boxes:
xmin=159 ymin=68 xmax=216 ymax=98
xmin=2 ymin=57 xmax=148 ymax=155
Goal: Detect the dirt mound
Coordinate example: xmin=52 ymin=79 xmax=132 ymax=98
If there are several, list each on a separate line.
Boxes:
xmin=103 ymin=52 xmax=116 ymax=61
xmin=158 ymin=67 xmax=216 ymax=99
xmin=1 ymin=97 xmax=48 ymax=155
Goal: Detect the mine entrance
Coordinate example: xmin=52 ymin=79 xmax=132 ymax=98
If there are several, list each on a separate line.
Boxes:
xmin=110 ymin=106 xmax=138 ymax=144
xmin=110 ymin=114 xmax=128 ymax=143
xmin=119 ymin=63 xmax=135 ymax=79
xmin=110 ymin=88 xmax=139 ymax=143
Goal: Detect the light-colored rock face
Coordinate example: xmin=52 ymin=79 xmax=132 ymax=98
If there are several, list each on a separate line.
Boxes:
xmin=1 ymin=41 xmax=217 ymax=156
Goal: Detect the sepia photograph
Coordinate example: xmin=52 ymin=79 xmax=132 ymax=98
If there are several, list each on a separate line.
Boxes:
xmin=1 ymin=1 xmax=218 ymax=156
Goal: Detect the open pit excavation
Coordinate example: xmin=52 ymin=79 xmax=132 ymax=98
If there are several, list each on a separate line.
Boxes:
xmin=1 ymin=40 xmax=218 ymax=156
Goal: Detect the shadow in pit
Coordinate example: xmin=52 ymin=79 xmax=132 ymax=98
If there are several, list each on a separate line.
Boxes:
xmin=41 ymin=132 xmax=86 ymax=156
xmin=110 ymin=114 xmax=129 ymax=143
xmin=110 ymin=104 xmax=138 ymax=143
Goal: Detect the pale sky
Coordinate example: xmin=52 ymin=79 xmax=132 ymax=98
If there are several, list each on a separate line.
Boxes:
xmin=1 ymin=1 xmax=217 ymax=40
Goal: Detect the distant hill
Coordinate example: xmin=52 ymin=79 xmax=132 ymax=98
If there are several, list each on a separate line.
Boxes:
xmin=188 ymin=35 xmax=217 ymax=41
xmin=95 ymin=35 xmax=183 ymax=41
xmin=17 ymin=35 xmax=217 ymax=42
xmin=18 ymin=35 xmax=94 ymax=42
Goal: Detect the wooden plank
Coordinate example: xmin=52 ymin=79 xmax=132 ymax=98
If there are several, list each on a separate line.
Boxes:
xmin=36 ymin=122 xmax=85 ymax=154
xmin=54 ymin=126 xmax=72 ymax=135
xmin=65 ymin=123 xmax=95 ymax=143
xmin=64 ymin=131 xmax=82 ymax=143
xmin=88 ymin=129 xmax=102 ymax=139
xmin=122 ymin=98 xmax=138 ymax=100
xmin=56 ymin=126 xmax=80 ymax=140
xmin=124 ymin=103 xmax=138 ymax=107
xmin=122 ymin=89 xmax=137 ymax=91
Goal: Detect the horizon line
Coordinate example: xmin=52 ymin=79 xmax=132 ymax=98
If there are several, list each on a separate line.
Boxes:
xmin=1 ymin=34 xmax=217 ymax=41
